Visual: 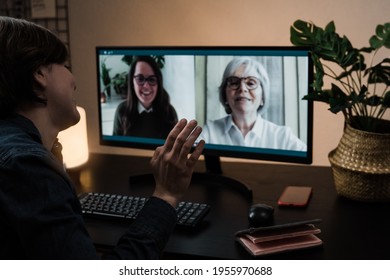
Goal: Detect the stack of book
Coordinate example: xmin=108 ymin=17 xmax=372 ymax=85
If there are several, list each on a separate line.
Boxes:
xmin=235 ymin=219 xmax=323 ymax=256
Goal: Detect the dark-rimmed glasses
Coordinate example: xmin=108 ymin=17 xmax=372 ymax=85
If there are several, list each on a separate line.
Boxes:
xmin=134 ymin=75 xmax=158 ymax=86
xmin=226 ymin=76 xmax=260 ymax=90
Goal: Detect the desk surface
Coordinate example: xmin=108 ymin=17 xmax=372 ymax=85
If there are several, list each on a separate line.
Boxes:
xmin=73 ymin=153 xmax=390 ymax=259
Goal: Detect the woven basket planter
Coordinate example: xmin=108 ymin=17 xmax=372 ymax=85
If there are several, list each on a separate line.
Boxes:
xmin=328 ymin=122 xmax=390 ymax=202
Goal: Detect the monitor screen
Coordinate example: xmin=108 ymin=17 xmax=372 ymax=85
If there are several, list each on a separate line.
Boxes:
xmin=96 ymin=46 xmax=313 ymax=168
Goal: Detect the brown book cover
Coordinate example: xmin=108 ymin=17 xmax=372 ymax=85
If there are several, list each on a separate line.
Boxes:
xmin=237 ymin=234 xmax=322 ymax=256
xmin=235 ymin=219 xmax=323 ymax=256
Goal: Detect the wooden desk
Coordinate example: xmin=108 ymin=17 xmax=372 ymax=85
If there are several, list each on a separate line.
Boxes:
xmin=73 ymin=153 xmax=390 ymax=259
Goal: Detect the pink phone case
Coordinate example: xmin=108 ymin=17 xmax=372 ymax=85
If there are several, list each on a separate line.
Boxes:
xmin=278 ymin=186 xmax=312 ymax=207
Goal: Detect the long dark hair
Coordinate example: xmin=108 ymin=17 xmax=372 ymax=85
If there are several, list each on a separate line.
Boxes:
xmin=121 ymin=56 xmax=177 ymax=134
xmin=0 ymin=16 xmax=68 ymax=118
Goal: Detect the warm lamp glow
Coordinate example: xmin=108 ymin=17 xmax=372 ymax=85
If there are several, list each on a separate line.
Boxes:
xmin=58 ymin=106 xmax=89 ymax=169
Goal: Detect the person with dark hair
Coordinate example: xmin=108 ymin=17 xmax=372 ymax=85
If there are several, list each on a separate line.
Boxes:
xmin=0 ymin=16 xmax=204 ymax=259
xmin=113 ymin=56 xmax=178 ymax=138
xmin=200 ymin=57 xmax=306 ymax=151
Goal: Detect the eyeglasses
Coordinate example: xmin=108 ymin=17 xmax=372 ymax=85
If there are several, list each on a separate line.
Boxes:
xmin=226 ymin=76 xmax=260 ymax=90
xmin=134 ymin=75 xmax=158 ymax=86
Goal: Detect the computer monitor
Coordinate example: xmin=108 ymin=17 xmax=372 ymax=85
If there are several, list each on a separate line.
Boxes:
xmin=96 ymin=46 xmax=313 ymax=175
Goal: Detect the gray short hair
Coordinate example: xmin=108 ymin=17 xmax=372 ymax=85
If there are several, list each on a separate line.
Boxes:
xmin=219 ymin=57 xmax=270 ymax=115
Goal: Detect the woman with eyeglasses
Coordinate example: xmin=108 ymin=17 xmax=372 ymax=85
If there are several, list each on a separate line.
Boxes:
xmin=113 ymin=56 xmax=178 ymax=138
xmin=200 ymin=57 xmax=306 ymax=151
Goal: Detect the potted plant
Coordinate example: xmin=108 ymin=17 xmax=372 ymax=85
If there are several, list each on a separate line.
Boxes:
xmin=100 ymin=59 xmax=112 ymax=103
xmin=290 ymin=20 xmax=390 ymax=202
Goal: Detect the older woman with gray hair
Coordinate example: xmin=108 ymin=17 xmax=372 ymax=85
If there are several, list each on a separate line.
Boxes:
xmin=200 ymin=57 xmax=306 ymax=151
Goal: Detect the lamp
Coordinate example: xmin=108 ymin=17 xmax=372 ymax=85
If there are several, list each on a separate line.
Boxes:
xmin=57 ymin=106 xmax=89 ymax=169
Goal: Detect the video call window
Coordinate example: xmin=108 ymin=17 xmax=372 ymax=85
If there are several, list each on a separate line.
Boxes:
xmin=97 ymin=47 xmax=313 ymax=163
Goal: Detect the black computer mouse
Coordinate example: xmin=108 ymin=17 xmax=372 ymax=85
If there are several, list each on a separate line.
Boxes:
xmin=248 ymin=203 xmax=274 ymax=227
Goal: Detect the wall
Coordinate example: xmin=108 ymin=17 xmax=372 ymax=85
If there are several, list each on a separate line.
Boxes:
xmin=67 ymin=0 xmax=389 ymax=166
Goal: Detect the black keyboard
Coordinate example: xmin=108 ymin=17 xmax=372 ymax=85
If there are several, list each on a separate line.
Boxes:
xmin=78 ymin=192 xmax=211 ymax=228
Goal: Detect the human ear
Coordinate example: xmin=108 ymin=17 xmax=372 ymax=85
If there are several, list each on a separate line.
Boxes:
xmin=33 ymin=67 xmax=47 ymax=89
xmin=31 ymin=67 xmax=50 ymax=102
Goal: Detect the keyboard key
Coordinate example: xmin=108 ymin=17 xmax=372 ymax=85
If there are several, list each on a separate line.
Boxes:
xmin=78 ymin=192 xmax=210 ymax=228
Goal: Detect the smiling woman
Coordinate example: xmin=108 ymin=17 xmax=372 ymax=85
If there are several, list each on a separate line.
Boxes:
xmin=112 ymin=56 xmax=178 ymax=138
xmin=200 ymin=57 xmax=307 ymax=151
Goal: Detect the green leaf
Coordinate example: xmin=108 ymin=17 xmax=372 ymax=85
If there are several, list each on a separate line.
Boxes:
xmin=350 ymin=88 xmax=366 ymax=103
xmin=327 ymin=84 xmax=351 ymax=114
xmin=312 ymin=57 xmax=325 ymax=90
xmin=369 ymin=36 xmax=383 ymax=49
xmin=303 ymin=89 xmax=332 ymax=104
xmin=365 ymin=95 xmax=382 ymax=107
xmin=329 ymin=97 xmax=350 ymax=114
xmin=369 ymin=22 xmax=390 ymax=49
xmin=290 ymin=20 xmax=316 ymax=46
xmin=330 ymin=83 xmax=348 ymax=99
xmin=366 ymin=60 xmax=390 ymax=85
xmin=383 ymin=91 xmax=390 ymax=107
xmin=325 ymin=21 xmax=336 ymax=33
xmin=358 ymin=85 xmax=368 ymax=100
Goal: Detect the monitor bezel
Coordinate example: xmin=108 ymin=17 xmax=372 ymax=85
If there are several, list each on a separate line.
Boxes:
xmin=96 ymin=46 xmax=313 ymax=165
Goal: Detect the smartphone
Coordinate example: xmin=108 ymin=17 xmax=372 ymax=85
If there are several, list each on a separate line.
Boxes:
xmin=278 ymin=186 xmax=312 ymax=207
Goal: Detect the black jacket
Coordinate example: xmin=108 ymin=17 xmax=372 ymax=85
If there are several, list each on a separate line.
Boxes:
xmin=0 ymin=114 xmax=176 ymax=259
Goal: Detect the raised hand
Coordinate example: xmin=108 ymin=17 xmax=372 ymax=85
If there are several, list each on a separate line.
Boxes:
xmin=150 ymin=119 xmax=205 ymax=207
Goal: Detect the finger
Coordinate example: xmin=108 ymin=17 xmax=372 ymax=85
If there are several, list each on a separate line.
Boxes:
xmin=186 ymin=124 xmax=203 ymax=143
xmin=163 ymin=119 xmax=188 ymax=152
xmin=150 ymin=146 xmax=162 ymax=165
xmin=178 ymin=125 xmax=202 ymax=159
xmin=170 ymin=119 xmax=199 ymax=155
xmin=186 ymin=139 xmax=205 ymax=168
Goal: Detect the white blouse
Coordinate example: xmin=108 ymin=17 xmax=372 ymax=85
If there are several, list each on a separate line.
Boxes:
xmin=200 ymin=115 xmax=307 ymax=151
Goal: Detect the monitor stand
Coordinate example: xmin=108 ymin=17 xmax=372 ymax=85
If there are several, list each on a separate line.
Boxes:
xmin=204 ymin=155 xmax=223 ymax=174
xmin=194 ymin=155 xmax=253 ymax=200
xmin=128 ymin=155 xmax=253 ymax=202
